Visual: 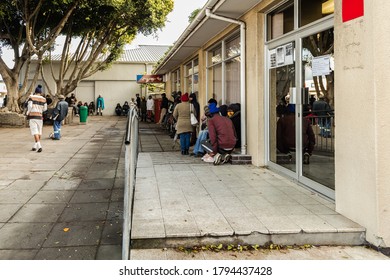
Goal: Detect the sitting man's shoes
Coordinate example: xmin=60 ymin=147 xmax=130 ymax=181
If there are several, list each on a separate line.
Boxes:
xmin=37 ymin=148 xmax=42 ymax=153
xmin=189 ymin=152 xmax=196 ymax=156
xmin=213 ymin=153 xmax=223 ymax=165
xmin=223 ymin=154 xmax=232 ymax=164
xmin=303 ymin=152 xmax=310 ymax=164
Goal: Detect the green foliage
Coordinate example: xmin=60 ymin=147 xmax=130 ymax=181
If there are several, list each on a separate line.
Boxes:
xmin=188 ymin=8 xmax=201 ymax=23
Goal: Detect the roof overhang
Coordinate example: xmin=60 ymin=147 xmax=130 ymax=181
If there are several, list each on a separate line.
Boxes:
xmin=154 ymin=0 xmax=262 ymax=74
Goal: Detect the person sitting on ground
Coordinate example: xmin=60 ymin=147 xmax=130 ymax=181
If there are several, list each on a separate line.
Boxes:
xmin=219 ymin=104 xmax=228 ymax=117
xmin=190 ymin=105 xmax=212 ymax=157
xmin=201 ymin=103 xmax=237 ymax=165
xmin=88 ymin=102 xmax=95 ymax=115
xmin=122 ymin=101 xmax=130 ymax=115
xmin=115 ymin=103 xmax=122 ymax=116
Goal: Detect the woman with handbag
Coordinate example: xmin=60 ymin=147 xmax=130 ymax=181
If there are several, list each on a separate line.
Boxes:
xmin=173 ymin=92 xmax=196 ymax=155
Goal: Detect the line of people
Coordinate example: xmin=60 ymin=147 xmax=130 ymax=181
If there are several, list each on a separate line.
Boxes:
xmin=165 ymin=91 xmax=241 ymax=165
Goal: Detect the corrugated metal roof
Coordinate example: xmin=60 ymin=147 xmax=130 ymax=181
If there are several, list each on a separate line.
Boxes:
xmin=120 ymin=45 xmax=171 ymax=63
xmin=43 ymin=45 xmax=171 ymax=63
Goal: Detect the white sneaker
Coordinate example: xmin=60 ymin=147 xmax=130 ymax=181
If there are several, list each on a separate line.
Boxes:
xmin=213 ymin=153 xmax=223 ymax=165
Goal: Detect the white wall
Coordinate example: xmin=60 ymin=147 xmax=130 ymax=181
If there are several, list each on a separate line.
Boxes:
xmin=335 ymin=0 xmax=390 ymax=248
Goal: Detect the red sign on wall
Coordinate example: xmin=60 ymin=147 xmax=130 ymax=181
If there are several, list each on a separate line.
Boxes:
xmin=342 ymin=0 xmax=364 ymax=22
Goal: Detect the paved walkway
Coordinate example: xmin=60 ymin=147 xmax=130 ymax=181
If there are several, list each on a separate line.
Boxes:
xmin=0 ymin=117 xmax=387 ymax=260
xmin=133 ymin=123 xmax=365 ymax=247
xmin=0 ymin=116 xmax=126 ymax=260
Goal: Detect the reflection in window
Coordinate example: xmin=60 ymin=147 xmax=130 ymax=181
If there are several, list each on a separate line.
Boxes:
xmin=300 ymin=0 xmax=334 ymax=27
xmin=267 ymin=0 xmax=294 ymax=40
xmin=226 ymin=36 xmax=240 ymax=58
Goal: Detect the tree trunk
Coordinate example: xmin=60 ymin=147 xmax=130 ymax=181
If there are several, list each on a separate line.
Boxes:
xmin=3 ymin=75 xmax=22 ymax=113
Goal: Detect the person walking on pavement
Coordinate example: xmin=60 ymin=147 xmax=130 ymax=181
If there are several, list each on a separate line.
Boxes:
xmin=26 ymin=85 xmax=47 ymax=152
xmin=49 ymin=95 xmax=68 ymax=140
xmin=96 ymin=95 xmax=105 ymax=116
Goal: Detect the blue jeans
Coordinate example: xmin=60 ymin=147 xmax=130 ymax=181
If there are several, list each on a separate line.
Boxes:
xmin=53 ymin=120 xmax=62 ymax=139
xmin=179 ymin=132 xmax=191 ymax=151
xmin=193 ymin=130 xmax=208 ymax=155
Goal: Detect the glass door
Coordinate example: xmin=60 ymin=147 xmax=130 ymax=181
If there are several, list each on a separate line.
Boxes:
xmin=300 ymin=27 xmax=335 ymax=190
xmin=269 ymin=42 xmax=297 ymax=174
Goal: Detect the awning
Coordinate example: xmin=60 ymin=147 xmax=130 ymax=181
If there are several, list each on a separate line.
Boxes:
xmin=154 ymin=0 xmax=261 ymax=74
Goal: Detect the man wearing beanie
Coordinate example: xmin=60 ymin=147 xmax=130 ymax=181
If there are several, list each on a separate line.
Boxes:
xmin=26 ymin=85 xmax=47 ymax=152
xmin=49 ymin=95 xmax=69 ymax=140
xmin=202 ymin=103 xmax=237 ymax=165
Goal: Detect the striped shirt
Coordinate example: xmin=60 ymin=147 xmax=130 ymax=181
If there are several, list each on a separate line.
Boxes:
xmin=27 ymin=94 xmax=47 ymax=120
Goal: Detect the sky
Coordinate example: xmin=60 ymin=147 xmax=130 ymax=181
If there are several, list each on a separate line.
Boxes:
xmin=0 ymin=0 xmax=208 ymax=69
xmin=130 ymin=0 xmax=208 ymax=47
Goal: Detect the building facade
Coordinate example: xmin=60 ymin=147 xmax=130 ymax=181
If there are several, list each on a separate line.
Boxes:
xmin=154 ymin=0 xmax=389 ymax=250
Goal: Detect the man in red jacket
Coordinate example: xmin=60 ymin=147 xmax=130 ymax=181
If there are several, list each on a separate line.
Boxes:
xmin=202 ymin=103 xmax=237 ymax=165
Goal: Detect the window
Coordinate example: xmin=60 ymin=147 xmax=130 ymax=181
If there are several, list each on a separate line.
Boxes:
xmin=171 ymin=69 xmax=180 ymax=92
xmin=184 ymin=58 xmax=198 ymax=93
xmin=267 ymin=0 xmax=294 ymax=40
xmin=300 ymin=0 xmax=334 ymax=27
xmin=267 ymin=0 xmax=334 ymax=40
xmin=207 ymin=33 xmax=241 ymax=105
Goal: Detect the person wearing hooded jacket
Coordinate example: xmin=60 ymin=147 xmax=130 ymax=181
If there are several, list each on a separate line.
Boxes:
xmin=203 ymin=103 xmax=237 ymax=165
xmin=49 ymin=95 xmax=68 ymax=140
xmin=227 ymin=103 xmax=241 ymax=148
xmin=173 ymin=92 xmax=195 ymax=155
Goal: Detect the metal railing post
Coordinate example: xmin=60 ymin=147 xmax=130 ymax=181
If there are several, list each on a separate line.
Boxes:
xmin=122 ymin=104 xmax=139 ymax=260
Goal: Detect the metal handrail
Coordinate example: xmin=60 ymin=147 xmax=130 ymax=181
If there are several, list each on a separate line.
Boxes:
xmin=122 ymin=104 xmax=139 ymax=260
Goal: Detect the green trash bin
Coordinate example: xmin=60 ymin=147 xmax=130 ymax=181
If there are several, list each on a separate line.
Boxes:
xmin=79 ymin=106 xmax=88 ymax=124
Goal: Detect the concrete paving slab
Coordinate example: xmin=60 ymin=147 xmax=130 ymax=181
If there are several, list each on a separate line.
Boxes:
xmin=43 ymin=221 xmax=104 ymax=247
xmin=0 ymin=222 xmax=54 ymax=249
xmin=58 ymin=202 xmax=109 ymax=222
xmin=34 ymin=246 xmax=97 ymax=260
xmin=106 ymin=202 xmax=124 ymax=220
xmin=29 ymin=190 xmax=75 ymax=204
xmin=42 ymin=177 xmax=82 ymax=191
xmin=96 ymin=245 xmax=122 ymax=260
xmin=9 ymin=203 xmax=67 ymax=223
xmin=0 ymin=189 xmax=37 ymax=204
xmin=101 ymin=220 xmax=123 ymax=245
xmin=77 ymin=179 xmax=115 ymax=190
xmin=0 ymin=249 xmax=39 ymax=260
xmin=0 ymin=204 xmax=23 ymax=222
xmin=69 ymin=189 xmax=112 ymax=203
